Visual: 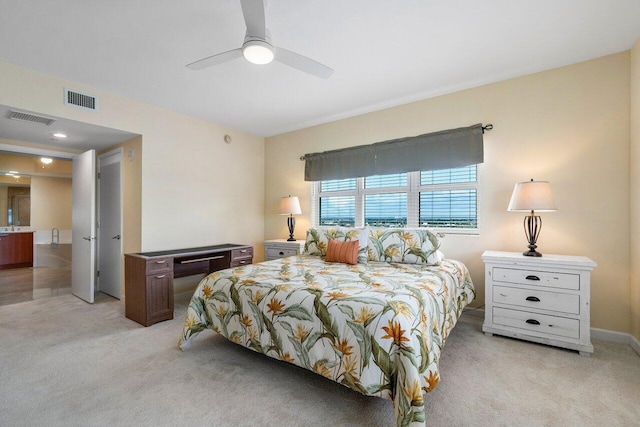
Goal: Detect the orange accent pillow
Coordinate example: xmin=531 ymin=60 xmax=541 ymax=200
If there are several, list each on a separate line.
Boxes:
xmin=325 ymin=239 xmax=359 ymax=265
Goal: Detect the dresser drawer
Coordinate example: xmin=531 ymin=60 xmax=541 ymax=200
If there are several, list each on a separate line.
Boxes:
xmin=231 ymin=247 xmax=253 ymax=261
xmin=492 ymin=267 xmax=579 ymax=290
xmin=146 ymin=257 xmax=173 ymax=274
xmin=266 ymin=247 xmax=298 ymax=259
xmin=493 ymin=307 xmax=580 ymax=339
xmin=493 ymin=285 xmax=580 ymax=314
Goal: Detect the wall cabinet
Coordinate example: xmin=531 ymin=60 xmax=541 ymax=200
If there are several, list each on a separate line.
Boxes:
xmin=0 ymin=232 xmax=33 ymax=269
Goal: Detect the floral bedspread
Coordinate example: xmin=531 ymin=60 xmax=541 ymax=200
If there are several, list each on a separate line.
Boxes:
xmin=180 ymin=255 xmax=474 ymax=426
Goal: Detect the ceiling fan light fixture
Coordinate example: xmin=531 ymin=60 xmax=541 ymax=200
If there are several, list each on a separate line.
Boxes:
xmin=242 ymin=40 xmax=274 ymax=65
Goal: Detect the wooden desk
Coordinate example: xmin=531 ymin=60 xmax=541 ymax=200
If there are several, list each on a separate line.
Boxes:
xmin=124 ymin=244 xmax=253 ymax=326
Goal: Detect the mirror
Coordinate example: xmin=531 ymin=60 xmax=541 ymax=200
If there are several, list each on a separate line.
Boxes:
xmin=0 ymin=152 xmax=72 ymax=228
xmin=0 ymin=175 xmax=31 ymax=226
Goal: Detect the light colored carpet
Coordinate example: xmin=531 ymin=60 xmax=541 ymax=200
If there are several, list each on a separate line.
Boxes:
xmin=0 ymin=292 xmax=638 ymax=426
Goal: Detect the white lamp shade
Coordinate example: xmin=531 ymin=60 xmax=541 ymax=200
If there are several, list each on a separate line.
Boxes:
xmin=508 ymin=180 xmax=557 ymax=212
xmin=279 ymin=196 xmax=302 ymax=215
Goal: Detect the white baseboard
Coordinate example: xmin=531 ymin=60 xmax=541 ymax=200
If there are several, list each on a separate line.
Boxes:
xmin=465 ymin=307 xmax=640 ymax=357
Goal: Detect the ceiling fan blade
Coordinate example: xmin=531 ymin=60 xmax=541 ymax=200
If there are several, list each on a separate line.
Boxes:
xmin=186 ymin=48 xmax=243 ymax=70
xmin=240 ymin=0 xmax=266 ymax=39
xmin=275 ymin=47 xmax=334 ymax=79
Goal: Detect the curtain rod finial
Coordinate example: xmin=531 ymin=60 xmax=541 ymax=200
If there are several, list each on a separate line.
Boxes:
xmin=482 ymin=124 xmax=493 ymax=133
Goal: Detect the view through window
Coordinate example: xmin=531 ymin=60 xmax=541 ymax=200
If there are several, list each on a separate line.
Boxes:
xmin=314 ymin=165 xmax=478 ymax=232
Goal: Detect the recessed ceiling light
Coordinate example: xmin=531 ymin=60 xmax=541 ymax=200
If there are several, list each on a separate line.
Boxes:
xmin=52 ymin=133 xmax=67 ymax=138
xmin=41 ymin=157 xmax=53 ymax=164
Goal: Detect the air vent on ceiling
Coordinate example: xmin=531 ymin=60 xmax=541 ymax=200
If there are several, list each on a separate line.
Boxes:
xmin=7 ymin=110 xmax=57 ymax=126
xmin=64 ymin=87 xmax=97 ymax=111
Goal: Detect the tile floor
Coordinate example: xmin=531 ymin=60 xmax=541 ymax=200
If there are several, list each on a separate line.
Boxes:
xmin=0 ymin=266 xmax=72 ymax=306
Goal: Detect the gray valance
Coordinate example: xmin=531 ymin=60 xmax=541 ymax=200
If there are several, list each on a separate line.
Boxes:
xmin=303 ymin=123 xmax=485 ymax=181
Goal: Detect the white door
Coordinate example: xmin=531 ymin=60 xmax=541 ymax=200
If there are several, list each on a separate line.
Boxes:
xmin=98 ymin=151 xmax=122 ymax=299
xmin=72 ymin=149 xmax=96 ymax=303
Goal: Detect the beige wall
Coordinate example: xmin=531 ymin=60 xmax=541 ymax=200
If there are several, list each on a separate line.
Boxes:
xmin=631 ymin=40 xmax=640 ymax=341
xmin=30 ymin=176 xmax=72 ymax=230
xmin=0 ymin=60 xmax=265 ymax=265
xmin=266 ymin=52 xmax=631 ymax=334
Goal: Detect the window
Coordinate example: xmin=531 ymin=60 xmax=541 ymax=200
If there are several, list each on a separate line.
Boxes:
xmin=313 ymin=165 xmax=479 ymax=233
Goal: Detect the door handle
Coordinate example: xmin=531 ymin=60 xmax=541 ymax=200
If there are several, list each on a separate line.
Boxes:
xmin=82 ymin=236 xmax=95 ymax=241
xmin=112 ymin=235 xmax=121 ymax=240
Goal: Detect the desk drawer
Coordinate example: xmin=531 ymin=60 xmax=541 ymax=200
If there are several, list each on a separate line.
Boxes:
xmin=231 ymin=247 xmax=253 ymax=261
xmin=146 ymin=258 xmax=172 ymax=274
xmin=493 ymin=307 xmax=579 ymax=339
xmin=230 ymin=258 xmax=252 ymax=268
xmin=493 ymin=267 xmax=579 ymax=290
xmin=493 ymin=285 xmax=580 ymax=314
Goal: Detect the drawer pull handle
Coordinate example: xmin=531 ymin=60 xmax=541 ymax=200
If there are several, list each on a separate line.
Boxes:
xmin=240 ymin=250 xmax=248 ymax=253
xmin=155 ymin=260 xmax=167 ymax=264
xmin=526 ymin=319 xmax=540 ymax=325
xmin=279 ymin=251 xmax=284 ymax=255
xmin=525 ymin=275 xmax=540 ymax=281
xmin=155 ymin=274 xmax=167 ymax=279
xmin=525 ymin=296 xmax=540 ymax=302
xmin=180 ymin=256 xmax=224 ymax=264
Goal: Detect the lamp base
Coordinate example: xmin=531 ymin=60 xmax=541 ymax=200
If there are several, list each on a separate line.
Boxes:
xmin=523 ymin=249 xmax=542 ymax=257
xmin=286 ymin=215 xmax=296 ymax=242
xmin=522 ymin=214 xmax=543 ymax=257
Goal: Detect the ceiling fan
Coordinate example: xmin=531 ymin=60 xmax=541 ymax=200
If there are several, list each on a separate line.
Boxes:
xmin=186 ymin=0 xmax=334 ymax=79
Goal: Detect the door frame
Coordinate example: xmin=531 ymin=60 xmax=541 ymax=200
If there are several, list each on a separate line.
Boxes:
xmin=97 ymin=148 xmax=123 ymax=298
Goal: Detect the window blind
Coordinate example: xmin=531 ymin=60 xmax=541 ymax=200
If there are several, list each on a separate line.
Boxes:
xmin=304 ymin=123 xmax=484 ymax=181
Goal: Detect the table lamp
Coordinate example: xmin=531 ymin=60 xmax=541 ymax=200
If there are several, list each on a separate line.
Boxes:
xmin=279 ymin=196 xmax=302 ymax=241
xmin=508 ymin=179 xmax=557 ymax=257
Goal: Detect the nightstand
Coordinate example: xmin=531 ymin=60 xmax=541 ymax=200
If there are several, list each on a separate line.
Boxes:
xmin=264 ymin=239 xmax=306 ymax=261
xmin=482 ymin=251 xmax=596 ymax=356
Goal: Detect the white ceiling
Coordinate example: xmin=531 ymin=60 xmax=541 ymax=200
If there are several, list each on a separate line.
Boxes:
xmin=0 ymin=0 xmax=639 ymax=138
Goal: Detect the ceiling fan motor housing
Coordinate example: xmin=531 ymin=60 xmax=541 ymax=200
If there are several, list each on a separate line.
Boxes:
xmin=242 ymin=34 xmax=274 ymax=64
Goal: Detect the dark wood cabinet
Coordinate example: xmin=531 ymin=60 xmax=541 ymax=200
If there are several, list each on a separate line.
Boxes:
xmin=125 ymin=244 xmax=253 ymax=326
xmin=0 ymin=232 xmax=33 ymax=269
xmin=124 ymin=254 xmax=174 ymax=327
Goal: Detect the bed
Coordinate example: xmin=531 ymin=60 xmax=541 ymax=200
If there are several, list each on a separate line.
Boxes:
xmin=180 ymin=228 xmax=474 ymax=427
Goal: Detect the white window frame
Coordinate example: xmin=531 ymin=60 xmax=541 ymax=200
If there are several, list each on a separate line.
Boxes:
xmin=311 ymin=166 xmax=480 ymax=235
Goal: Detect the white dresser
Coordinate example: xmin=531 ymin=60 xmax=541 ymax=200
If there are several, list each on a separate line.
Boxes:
xmin=482 ymin=251 xmax=596 ymax=356
xmin=264 ymin=239 xmax=306 ymax=261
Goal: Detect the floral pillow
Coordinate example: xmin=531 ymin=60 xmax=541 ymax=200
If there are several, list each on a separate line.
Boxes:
xmin=303 ymin=226 xmax=368 ymax=263
xmin=367 ymin=227 xmax=444 ymax=265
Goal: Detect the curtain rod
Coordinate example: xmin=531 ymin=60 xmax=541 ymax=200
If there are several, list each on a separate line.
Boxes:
xmin=299 ymin=123 xmax=493 ymax=161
